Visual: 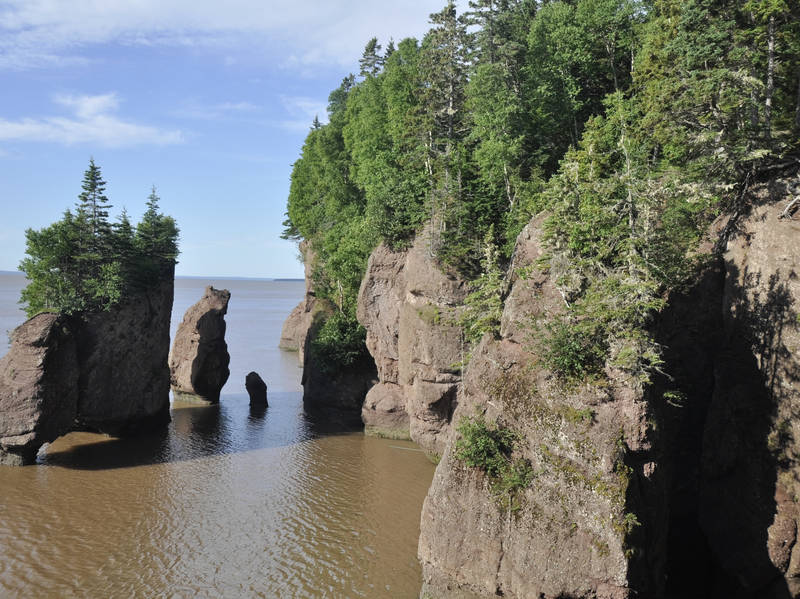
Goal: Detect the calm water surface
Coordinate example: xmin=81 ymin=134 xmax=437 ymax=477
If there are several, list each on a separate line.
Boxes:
xmin=0 ymin=274 xmax=434 ymax=597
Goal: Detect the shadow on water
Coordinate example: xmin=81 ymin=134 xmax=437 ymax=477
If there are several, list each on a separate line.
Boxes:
xmin=39 ymin=391 xmax=364 ymax=471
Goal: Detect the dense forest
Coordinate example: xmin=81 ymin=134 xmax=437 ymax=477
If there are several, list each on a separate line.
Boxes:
xmin=284 ymin=0 xmax=799 ymax=381
xmin=19 ymin=159 xmax=180 ymax=317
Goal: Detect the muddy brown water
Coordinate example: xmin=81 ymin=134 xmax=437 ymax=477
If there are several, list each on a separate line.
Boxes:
xmin=0 ymin=275 xmax=435 ymax=598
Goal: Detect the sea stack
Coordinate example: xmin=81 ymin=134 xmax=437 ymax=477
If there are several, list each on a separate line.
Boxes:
xmin=169 ymin=286 xmax=231 ymax=403
xmin=245 ymin=371 xmax=268 ymax=407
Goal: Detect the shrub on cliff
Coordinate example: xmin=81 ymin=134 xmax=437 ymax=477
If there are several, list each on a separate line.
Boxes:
xmin=309 ymin=309 xmax=370 ymax=375
xmin=455 ymin=414 xmax=533 ymax=512
xmin=19 ymin=160 xmax=179 ymax=317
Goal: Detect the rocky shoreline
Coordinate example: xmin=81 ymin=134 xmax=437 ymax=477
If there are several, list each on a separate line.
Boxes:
xmin=284 ymin=178 xmax=800 ymax=598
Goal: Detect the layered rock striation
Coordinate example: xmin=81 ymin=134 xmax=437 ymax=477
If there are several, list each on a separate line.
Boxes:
xmin=0 ymin=276 xmax=174 ymax=465
xmin=284 ymin=175 xmax=800 ymax=597
xmin=169 ymin=286 xmax=231 ymax=403
xmin=357 ymin=228 xmax=466 ymax=451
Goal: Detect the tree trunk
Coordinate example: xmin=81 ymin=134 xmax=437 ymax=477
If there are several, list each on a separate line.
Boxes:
xmin=765 ymin=14 xmax=775 ymax=141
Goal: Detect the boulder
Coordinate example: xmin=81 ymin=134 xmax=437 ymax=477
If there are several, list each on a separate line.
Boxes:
xmin=245 ymin=371 xmax=268 ymax=406
xmin=169 ymin=286 xmax=231 ymax=403
xmin=361 ymin=382 xmax=409 ymax=439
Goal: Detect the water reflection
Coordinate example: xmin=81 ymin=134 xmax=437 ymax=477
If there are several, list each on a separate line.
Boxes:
xmin=0 ymin=276 xmax=434 ymax=598
xmin=0 ymin=394 xmax=434 ymax=598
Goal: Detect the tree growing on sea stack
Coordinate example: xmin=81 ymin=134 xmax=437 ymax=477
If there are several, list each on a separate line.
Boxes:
xmin=19 ymin=159 xmax=179 ymax=317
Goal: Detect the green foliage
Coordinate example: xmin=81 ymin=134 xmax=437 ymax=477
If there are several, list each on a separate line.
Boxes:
xmin=538 ymin=315 xmax=607 ymax=382
xmin=19 ymin=161 xmax=179 ymax=317
xmin=455 ymin=414 xmax=533 ymax=511
xmin=283 ymin=0 xmax=800 ymax=385
xmin=458 ymin=228 xmax=504 ymax=344
xmin=309 ymin=309 xmax=370 ymax=375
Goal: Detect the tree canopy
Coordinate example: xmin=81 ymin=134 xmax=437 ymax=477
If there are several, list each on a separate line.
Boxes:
xmin=19 ymin=160 xmax=180 ymax=317
xmin=284 ymin=0 xmax=800 ymax=378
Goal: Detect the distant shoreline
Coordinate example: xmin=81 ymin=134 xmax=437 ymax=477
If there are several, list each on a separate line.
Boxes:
xmin=0 ymin=271 xmax=303 ymax=282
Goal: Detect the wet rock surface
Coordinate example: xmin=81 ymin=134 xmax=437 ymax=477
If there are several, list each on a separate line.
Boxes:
xmin=169 ymin=286 xmax=231 ymax=403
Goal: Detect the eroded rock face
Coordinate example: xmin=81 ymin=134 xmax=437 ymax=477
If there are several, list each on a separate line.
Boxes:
xmin=0 ymin=275 xmax=175 ymax=465
xmin=169 ymin=286 xmax=231 ymax=403
xmin=279 ymin=241 xmax=316 ymax=363
xmin=300 ymin=301 xmax=378 ymax=422
xmin=77 ymin=276 xmax=174 ymax=433
xmin=417 ymin=218 xmax=663 ymax=598
xmin=357 ymin=228 xmax=466 ymax=452
xmin=0 ymin=314 xmax=78 ymax=465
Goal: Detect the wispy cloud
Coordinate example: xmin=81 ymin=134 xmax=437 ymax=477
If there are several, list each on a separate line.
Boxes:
xmin=0 ymin=93 xmax=184 ymax=147
xmin=279 ymin=96 xmax=328 ymax=132
xmin=0 ymin=0 xmax=454 ymax=71
xmin=176 ymin=100 xmax=260 ymax=121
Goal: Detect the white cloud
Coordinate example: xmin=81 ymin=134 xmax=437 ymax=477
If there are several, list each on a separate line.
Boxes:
xmin=176 ymin=100 xmax=260 ymax=120
xmin=279 ymin=96 xmax=328 ymax=131
xmin=0 ymin=93 xmax=184 ymax=147
xmin=0 ymin=0 xmax=456 ymax=70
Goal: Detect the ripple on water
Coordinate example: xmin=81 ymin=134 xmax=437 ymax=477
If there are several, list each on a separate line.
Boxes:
xmin=0 ymin=395 xmax=435 ymax=598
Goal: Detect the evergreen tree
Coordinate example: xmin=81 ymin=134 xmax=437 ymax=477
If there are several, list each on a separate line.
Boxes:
xmin=418 ymin=0 xmax=474 ymax=265
xmin=76 ymin=157 xmax=113 ymax=253
xmin=359 ymin=37 xmax=384 ymax=77
xmin=19 ymin=166 xmax=179 ymax=317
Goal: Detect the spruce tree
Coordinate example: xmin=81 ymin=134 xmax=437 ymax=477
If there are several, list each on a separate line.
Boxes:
xmin=76 ymin=158 xmax=113 ymax=250
xmin=359 ymin=37 xmax=384 ymax=77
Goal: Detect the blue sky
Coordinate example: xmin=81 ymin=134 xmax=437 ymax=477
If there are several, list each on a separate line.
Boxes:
xmin=0 ymin=1 xmax=453 ymax=278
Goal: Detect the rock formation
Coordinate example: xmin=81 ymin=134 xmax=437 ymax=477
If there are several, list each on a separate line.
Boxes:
xmin=246 ymin=371 xmax=268 ymax=406
xmin=416 ymin=178 xmax=800 ymax=598
xmin=169 ymin=286 xmax=231 ymax=403
xmin=76 ymin=276 xmax=174 ymax=433
xmin=300 ymin=301 xmax=377 ymax=423
xmin=0 ymin=277 xmax=174 ymax=465
xmin=418 ymin=215 xmax=662 ymax=599
xmin=697 ymin=179 xmax=800 ymax=597
xmin=280 ymin=241 xmax=377 ymax=423
xmin=357 ymin=227 xmax=466 ymax=451
xmin=282 ymin=174 xmax=800 ymax=597
xmin=0 ymin=314 xmax=78 ymax=465
xmin=279 ymin=241 xmax=316 ymax=363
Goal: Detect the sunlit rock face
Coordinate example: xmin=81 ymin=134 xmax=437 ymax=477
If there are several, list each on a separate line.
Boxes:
xmin=357 ymin=227 xmax=466 ymax=452
xmin=169 ymin=285 xmax=230 ymax=403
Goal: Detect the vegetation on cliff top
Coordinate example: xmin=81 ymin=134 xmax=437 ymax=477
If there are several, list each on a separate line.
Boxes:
xmin=284 ymin=0 xmax=800 ymax=378
xmin=19 ymin=159 xmax=180 ymax=317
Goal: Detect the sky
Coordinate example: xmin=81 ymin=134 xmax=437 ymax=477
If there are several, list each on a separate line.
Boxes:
xmin=0 ymin=0 xmax=455 ymax=278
